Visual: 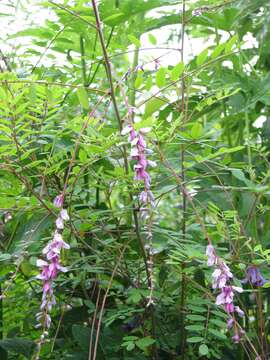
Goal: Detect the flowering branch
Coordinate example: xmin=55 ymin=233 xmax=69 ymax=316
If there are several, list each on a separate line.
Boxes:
xmin=35 ymin=196 xmax=70 ymax=358
xmin=206 ymin=244 xmax=245 ymax=343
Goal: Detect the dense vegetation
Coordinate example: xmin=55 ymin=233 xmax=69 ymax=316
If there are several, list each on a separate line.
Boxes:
xmin=1 ymin=0 xmax=270 ymax=359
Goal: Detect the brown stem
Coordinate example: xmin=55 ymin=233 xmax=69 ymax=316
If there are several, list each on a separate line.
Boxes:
xmin=90 ymin=0 xmax=151 ymax=286
xmin=179 ymin=2 xmax=187 ymax=358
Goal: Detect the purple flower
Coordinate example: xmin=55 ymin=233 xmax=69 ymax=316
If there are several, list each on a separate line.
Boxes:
xmin=212 ymin=262 xmax=233 ymax=289
xmin=227 ymin=318 xmax=234 ymax=329
xmin=206 ymin=244 xmax=217 ymax=266
xmin=216 ymin=285 xmax=243 ymax=314
xmin=55 ymin=209 xmax=69 ymax=230
xmin=139 ymin=190 xmax=155 ymax=207
xmin=36 ymin=207 xmax=70 ymax=329
xmin=192 ymin=9 xmax=202 ymax=16
xmin=53 ymin=194 xmax=64 ymax=208
xmin=241 ymin=266 xmax=267 ymax=287
xmin=216 ymin=286 xmax=234 ymax=307
xmin=235 ymin=306 xmax=244 ymax=317
xmin=154 ymin=59 xmax=160 ymax=70
xmin=121 ymin=124 xmax=155 ymax=207
xmin=232 ymin=334 xmax=240 ymax=343
xmin=205 ymin=244 xmax=245 ymax=343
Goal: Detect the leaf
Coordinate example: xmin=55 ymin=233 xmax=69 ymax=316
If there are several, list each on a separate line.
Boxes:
xmin=171 ymin=61 xmax=184 ymax=81
xmin=127 ymin=288 xmax=142 ymax=303
xmin=185 ymin=324 xmax=205 ymax=331
xmin=72 ymin=325 xmax=90 ymax=351
xmin=199 ymin=344 xmax=209 ymax=356
xmin=211 ymin=43 xmax=225 ymax=59
xmin=103 ymin=12 xmax=125 ymax=25
xmin=0 ymin=338 xmax=36 ymax=357
xmin=127 ymin=342 xmax=135 ymax=351
xmin=186 ymin=337 xmax=204 ymax=343
xmin=191 ymin=123 xmax=203 ymax=138
xmin=156 ymin=67 xmax=166 ymax=88
xmin=208 ymin=328 xmax=227 ymax=340
xmin=196 ymin=49 xmax=208 ymax=66
xmin=186 ymin=314 xmax=206 ymax=321
xmin=231 ymin=169 xmax=253 ymax=186
xmin=127 ymin=34 xmax=141 ymax=48
xmin=0 ymin=254 xmax=12 ymax=262
xmin=136 ymin=337 xmax=155 ymax=351
xmin=77 ymin=88 xmax=89 ymax=110
xmin=225 ymin=35 xmax=238 ymax=53
xmin=144 ymin=97 xmax=167 ymax=118
xmin=79 ymin=148 xmax=88 ymax=162
xmin=134 ymin=70 xmax=143 ymax=88
xmin=148 ymin=33 xmax=157 ymax=45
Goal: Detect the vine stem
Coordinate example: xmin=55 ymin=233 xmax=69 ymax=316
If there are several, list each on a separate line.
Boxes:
xmin=90 ymin=0 xmax=151 ymax=285
xmin=179 ymin=1 xmax=187 ymax=358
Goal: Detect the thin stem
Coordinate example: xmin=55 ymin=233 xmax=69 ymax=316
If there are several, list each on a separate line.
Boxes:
xmin=179 ymin=2 xmax=187 ymax=358
xmin=90 ymin=0 xmax=151 ymax=286
xmin=48 ymin=1 xmax=97 ymax=30
xmin=80 ymin=34 xmax=91 ymax=204
xmin=80 ymin=35 xmax=87 ymax=85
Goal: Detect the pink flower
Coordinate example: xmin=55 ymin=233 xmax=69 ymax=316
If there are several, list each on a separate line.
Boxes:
xmin=212 ymin=263 xmax=232 ymax=289
xmin=60 ymin=209 xmax=69 ymax=221
xmin=212 ymin=268 xmax=227 ymax=289
xmin=227 ymin=318 xmax=234 ymax=329
xmin=122 ymin=124 xmax=154 ymax=207
xmin=224 ymin=302 xmax=234 ymax=313
xmin=53 ymin=194 xmax=64 ymax=208
xmin=235 ymin=306 xmax=244 ymax=317
xmin=206 ymin=243 xmax=245 ymax=342
xmin=232 ymin=334 xmax=240 ymax=343
xmin=242 ymin=266 xmax=267 ymax=286
xmin=139 ymin=190 xmax=155 ymax=207
xmin=56 ymin=217 xmax=64 ymax=230
xmin=36 ymin=207 xmax=70 ymax=329
xmin=55 ymin=208 xmax=69 ymax=230
xmin=216 ymin=286 xmax=234 ymax=306
xmin=121 ymin=125 xmax=133 ymax=136
xmin=206 ymin=244 xmax=217 ymax=266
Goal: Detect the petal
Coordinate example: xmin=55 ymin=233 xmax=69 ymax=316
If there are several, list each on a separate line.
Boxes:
xmin=212 ymin=268 xmax=222 ymax=278
xmin=53 ymin=194 xmax=64 ymax=208
xmin=121 ymin=125 xmax=132 ymax=135
xmin=147 ymin=160 xmax=157 ymax=168
xmin=62 ymin=241 xmax=70 ymax=249
xmin=58 ymin=265 xmax=68 ymax=273
xmin=206 ymin=244 xmax=214 ymax=256
xmin=130 ymin=148 xmax=139 ymax=157
xmin=232 ymin=286 xmax=243 ymax=293
xmin=130 ymin=137 xmax=139 ymax=146
xmin=227 ymin=318 xmax=234 ymax=329
xmin=56 ymin=217 xmax=64 ymax=229
xmin=219 ymin=275 xmax=227 ymax=289
xmin=36 ymin=259 xmax=48 ymax=267
xmin=53 ymin=232 xmax=63 ymax=242
xmin=139 ymin=127 xmax=151 ymax=134
xmin=215 ymin=292 xmax=226 ymax=305
xmin=60 ymin=209 xmax=69 ymax=221
xmin=235 ymin=306 xmax=245 ymax=317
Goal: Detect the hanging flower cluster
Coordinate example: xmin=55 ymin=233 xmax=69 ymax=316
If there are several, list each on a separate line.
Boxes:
xmin=242 ymin=265 xmax=267 ymax=287
xmin=206 ymin=244 xmax=245 ymax=343
xmin=121 ymin=124 xmax=156 ymax=210
xmin=36 ymin=196 xmax=70 ymax=331
xmin=121 ymin=123 xmax=156 ymax=306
